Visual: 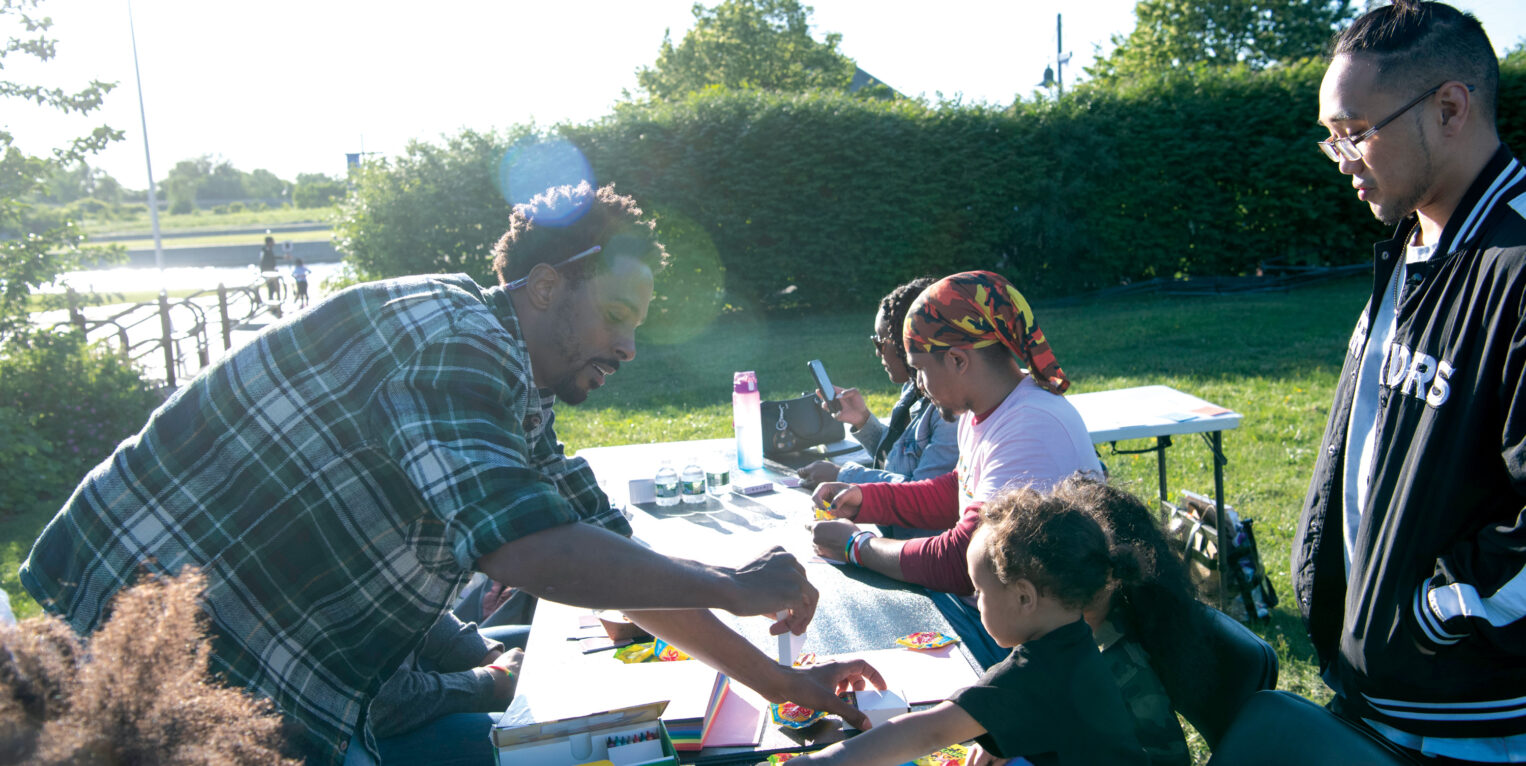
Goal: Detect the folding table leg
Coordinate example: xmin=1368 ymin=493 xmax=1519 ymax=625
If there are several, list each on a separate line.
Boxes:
xmin=1156 ymin=436 xmax=1169 ymax=506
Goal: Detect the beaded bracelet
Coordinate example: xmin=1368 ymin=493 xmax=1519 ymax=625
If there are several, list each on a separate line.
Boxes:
xmin=847 ymin=530 xmax=875 ymax=566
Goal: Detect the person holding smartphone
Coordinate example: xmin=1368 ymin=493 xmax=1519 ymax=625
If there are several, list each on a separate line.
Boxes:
xmin=798 ymin=277 xmax=958 ymax=489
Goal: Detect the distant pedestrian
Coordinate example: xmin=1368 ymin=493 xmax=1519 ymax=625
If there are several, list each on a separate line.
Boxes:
xmin=292 ymin=258 xmax=311 ymax=308
xmin=259 ymin=235 xmax=280 ymax=301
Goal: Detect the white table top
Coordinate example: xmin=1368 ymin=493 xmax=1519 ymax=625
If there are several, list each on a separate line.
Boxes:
xmin=1068 ymin=384 xmax=1240 ymax=443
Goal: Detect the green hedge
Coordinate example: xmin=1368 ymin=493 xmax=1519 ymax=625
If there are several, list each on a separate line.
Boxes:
xmin=337 ymin=56 xmax=1526 ymax=313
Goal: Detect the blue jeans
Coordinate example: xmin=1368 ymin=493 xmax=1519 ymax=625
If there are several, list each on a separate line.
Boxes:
xmin=342 ymin=626 xmax=526 ymax=765
xmin=345 ymin=713 xmax=497 ymax=766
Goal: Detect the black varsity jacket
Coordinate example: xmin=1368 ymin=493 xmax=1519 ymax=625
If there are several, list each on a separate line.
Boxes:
xmin=1291 ymin=143 xmax=1526 ymax=739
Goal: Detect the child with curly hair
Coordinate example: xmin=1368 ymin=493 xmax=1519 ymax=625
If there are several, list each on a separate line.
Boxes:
xmin=792 ymin=482 xmax=1149 ymax=765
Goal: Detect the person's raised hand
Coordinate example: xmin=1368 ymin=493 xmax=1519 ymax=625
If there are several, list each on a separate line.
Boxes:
xmin=810 ymin=482 xmax=861 ymax=519
xmin=771 ymin=659 xmax=888 ymax=731
xmin=797 ymin=460 xmax=841 ymax=489
xmin=811 ymin=519 xmax=863 ymax=563
xmin=831 ymin=386 xmax=871 ymax=430
xmin=725 ymin=546 xmax=818 ymax=635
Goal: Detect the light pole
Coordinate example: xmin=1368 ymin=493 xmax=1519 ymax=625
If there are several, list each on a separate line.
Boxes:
xmin=126 ymin=0 xmax=164 ymax=282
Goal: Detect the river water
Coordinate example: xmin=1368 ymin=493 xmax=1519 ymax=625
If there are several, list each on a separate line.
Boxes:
xmin=41 ymin=262 xmax=350 ymax=297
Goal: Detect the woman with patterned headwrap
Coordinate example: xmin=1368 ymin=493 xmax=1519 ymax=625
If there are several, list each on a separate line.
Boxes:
xmin=808 ymin=271 xmax=1103 ymax=662
xmin=795 ymin=277 xmax=959 ymax=490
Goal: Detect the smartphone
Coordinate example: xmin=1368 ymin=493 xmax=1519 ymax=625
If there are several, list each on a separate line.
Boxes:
xmin=807 ymin=359 xmax=841 ymax=414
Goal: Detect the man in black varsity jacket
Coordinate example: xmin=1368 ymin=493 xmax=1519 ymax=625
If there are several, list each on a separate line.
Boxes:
xmin=1294 ymin=2 xmax=1526 ymax=762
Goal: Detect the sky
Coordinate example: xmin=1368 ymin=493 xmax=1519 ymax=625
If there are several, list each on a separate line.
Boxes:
xmin=6 ymin=0 xmax=1526 ymax=188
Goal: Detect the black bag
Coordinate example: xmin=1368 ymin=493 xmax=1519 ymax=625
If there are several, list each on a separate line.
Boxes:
xmin=1163 ymin=491 xmax=1279 ymax=623
xmin=761 ymin=394 xmax=845 ymax=457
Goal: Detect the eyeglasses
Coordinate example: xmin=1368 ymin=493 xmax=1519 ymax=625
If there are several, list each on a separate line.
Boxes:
xmin=869 ymin=333 xmax=898 ymax=350
xmin=505 ymin=245 xmax=602 ymax=290
xmin=1317 ymin=83 xmax=1472 ymax=163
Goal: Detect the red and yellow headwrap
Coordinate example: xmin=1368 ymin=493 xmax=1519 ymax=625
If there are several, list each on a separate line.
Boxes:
xmin=902 ymin=271 xmax=1070 ymax=394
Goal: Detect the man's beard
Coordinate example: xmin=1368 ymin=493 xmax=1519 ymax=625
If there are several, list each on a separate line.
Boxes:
xmin=546 ymin=304 xmax=619 ymax=405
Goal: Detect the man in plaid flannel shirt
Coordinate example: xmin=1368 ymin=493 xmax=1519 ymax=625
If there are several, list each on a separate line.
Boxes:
xmin=20 ymin=183 xmax=882 ymax=763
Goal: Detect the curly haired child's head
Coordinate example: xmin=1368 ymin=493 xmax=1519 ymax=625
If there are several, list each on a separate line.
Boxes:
xmin=975 ymin=486 xmax=1115 ymax=611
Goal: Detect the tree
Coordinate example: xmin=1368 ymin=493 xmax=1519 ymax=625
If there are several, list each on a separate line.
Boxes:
xmin=244 ymin=168 xmax=285 ymax=200
xmin=0 ymin=0 xmax=122 ymax=336
xmin=1089 ymin=0 xmax=1354 ymax=82
xmin=293 ymin=172 xmax=345 ymax=208
xmin=634 ymin=0 xmax=856 ymax=100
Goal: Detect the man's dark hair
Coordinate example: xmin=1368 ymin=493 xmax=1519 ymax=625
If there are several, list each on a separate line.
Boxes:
xmin=1332 ymin=0 xmax=1499 ymax=126
xmin=491 ymin=182 xmax=670 ymax=287
xmin=878 ymin=277 xmax=935 ymax=357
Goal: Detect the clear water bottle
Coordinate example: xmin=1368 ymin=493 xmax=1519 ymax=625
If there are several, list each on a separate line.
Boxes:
xmin=733 ymin=371 xmax=763 ymax=471
xmin=681 ymin=458 xmax=707 ymax=504
xmin=654 ymin=460 xmax=680 ymax=507
xmin=706 ymin=450 xmax=732 ymax=496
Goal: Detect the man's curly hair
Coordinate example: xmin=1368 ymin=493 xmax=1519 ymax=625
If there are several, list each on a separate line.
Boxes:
xmin=490 ymin=182 xmax=670 ymax=287
xmin=0 ymin=570 xmax=298 ymax=765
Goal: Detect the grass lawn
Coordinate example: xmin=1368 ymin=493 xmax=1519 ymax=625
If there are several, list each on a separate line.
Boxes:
xmin=80 ymin=205 xmax=337 ymax=237
xmin=1 ymin=274 xmax=1371 ymax=760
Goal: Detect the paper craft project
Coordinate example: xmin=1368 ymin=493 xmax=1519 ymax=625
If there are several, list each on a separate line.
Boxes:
xmin=775 ymin=612 xmax=806 ymax=665
xmin=843 ymin=688 xmax=909 ymax=730
xmin=770 ymin=701 xmax=826 ymax=730
xmin=665 ymin=673 xmax=729 ymax=751
xmin=700 ymin=681 xmax=766 ymax=748
xmin=895 ymin=631 xmax=959 ymax=650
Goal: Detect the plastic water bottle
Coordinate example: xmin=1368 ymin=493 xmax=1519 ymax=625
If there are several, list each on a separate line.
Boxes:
xmin=706 ymin=451 xmax=733 ymax=496
xmin=654 ymin=460 xmax=680 ymax=507
xmin=733 ymin=371 xmax=763 ymax=471
xmin=681 ymin=458 xmax=707 ymax=504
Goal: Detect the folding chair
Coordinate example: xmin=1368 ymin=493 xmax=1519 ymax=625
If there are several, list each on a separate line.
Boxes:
xmin=1156 ymin=604 xmax=1279 ymax=749
xmin=1206 ymin=690 xmax=1416 ymax=765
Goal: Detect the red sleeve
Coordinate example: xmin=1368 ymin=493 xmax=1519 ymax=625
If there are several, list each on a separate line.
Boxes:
xmin=856 ymin=472 xmax=960 ymax=529
xmin=896 ymin=504 xmax=981 ymax=596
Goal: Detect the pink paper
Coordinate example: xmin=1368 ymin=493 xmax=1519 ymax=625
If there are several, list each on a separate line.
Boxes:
xmin=702 ymin=682 xmax=766 ymax=747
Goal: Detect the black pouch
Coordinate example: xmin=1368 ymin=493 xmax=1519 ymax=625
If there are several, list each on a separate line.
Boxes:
xmin=760 ymin=393 xmax=846 ymax=458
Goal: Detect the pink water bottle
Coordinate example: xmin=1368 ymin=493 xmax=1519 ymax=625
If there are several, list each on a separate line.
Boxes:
xmin=733 ymin=371 xmax=763 ymax=471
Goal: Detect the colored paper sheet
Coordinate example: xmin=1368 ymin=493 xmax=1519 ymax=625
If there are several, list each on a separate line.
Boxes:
xmin=820 ymin=646 xmax=981 ymax=705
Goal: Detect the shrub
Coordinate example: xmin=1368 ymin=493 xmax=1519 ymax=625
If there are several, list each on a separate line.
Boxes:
xmin=0 ymin=330 xmax=162 ymax=509
xmin=212 ymin=204 xmax=230 ymax=215
xmin=169 ymin=199 xmax=193 ymax=215
xmin=336 ymin=62 xmax=1523 ymax=311
xmin=227 ymin=201 xmax=246 ymax=213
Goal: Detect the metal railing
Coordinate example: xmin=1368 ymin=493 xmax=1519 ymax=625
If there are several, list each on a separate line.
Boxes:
xmin=56 ymin=276 xmax=290 ymax=388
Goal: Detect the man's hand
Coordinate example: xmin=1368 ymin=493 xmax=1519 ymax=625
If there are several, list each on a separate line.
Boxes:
xmin=726 ymin=546 xmax=819 ymax=635
xmin=821 ymin=386 xmax=871 ymax=430
xmin=484 ymin=647 xmax=523 ymax=704
xmin=810 ymin=482 xmax=862 ymax=519
xmin=767 ymin=659 xmax=888 ymax=731
xmin=812 ymin=519 xmax=863 ymax=563
xmin=797 ymin=460 xmax=841 ymax=489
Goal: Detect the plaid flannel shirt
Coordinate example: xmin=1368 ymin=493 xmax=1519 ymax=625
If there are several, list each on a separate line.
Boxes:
xmin=20 ymin=274 xmax=627 ymax=764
